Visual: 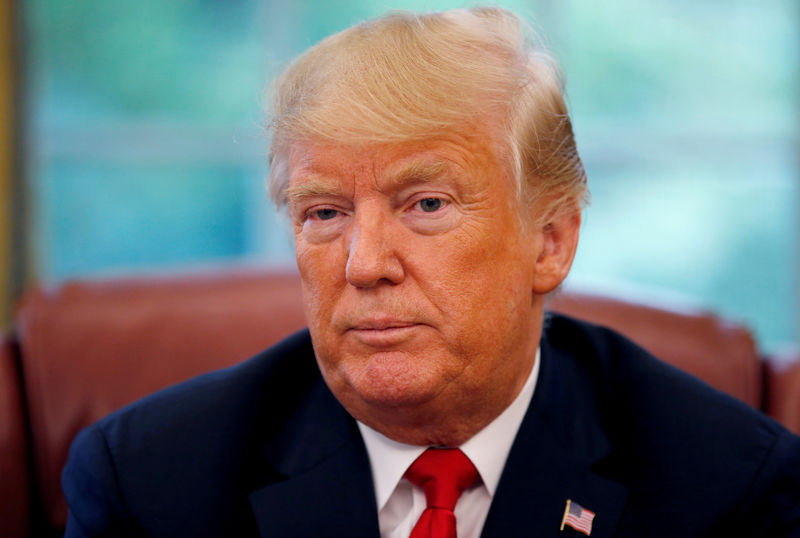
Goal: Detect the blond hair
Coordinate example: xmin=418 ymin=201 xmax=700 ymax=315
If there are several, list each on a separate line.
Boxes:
xmin=267 ymin=7 xmax=587 ymax=220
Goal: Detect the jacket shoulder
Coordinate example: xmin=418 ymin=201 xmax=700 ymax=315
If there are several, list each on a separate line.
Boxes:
xmin=543 ymin=312 xmax=775 ymax=434
xmin=92 ymin=329 xmax=316 ymax=441
xmin=63 ymin=329 xmax=318 ymax=537
xmin=542 ymin=313 xmax=800 ymax=536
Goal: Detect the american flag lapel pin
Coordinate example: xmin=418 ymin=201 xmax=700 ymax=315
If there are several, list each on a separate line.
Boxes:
xmin=560 ymin=499 xmax=595 ymax=535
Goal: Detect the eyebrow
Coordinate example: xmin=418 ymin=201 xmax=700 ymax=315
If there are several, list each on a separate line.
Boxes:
xmin=285 ymin=175 xmax=343 ymax=204
xmin=384 ymin=160 xmax=450 ymax=189
xmin=284 ymin=159 xmax=452 ymax=204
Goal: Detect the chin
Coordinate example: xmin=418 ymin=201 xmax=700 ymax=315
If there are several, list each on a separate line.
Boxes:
xmin=336 ymin=349 xmax=450 ymax=409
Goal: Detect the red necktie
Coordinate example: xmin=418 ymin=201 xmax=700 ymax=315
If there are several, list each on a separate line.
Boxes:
xmin=404 ymin=448 xmax=479 ymax=538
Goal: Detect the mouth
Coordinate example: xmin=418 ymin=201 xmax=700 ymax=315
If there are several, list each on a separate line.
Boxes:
xmin=351 ymin=320 xmax=418 ymax=330
xmin=345 ymin=320 xmax=424 ymax=346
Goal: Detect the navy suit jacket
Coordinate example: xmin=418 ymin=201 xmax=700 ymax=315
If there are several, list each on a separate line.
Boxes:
xmin=63 ymin=314 xmax=800 ymax=537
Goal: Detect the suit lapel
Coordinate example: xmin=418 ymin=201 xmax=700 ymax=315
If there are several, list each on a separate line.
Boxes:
xmin=248 ymin=376 xmax=380 ymax=538
xmin=481 ymin=327 xmax=629 ymax=537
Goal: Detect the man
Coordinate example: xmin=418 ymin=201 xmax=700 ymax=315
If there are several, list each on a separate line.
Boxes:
xmin=63 ymin=7 xmax=800 ymax=537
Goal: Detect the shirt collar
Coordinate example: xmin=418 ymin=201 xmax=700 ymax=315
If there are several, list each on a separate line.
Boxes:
xmin=358 ymin=348 xmax=541 ymax=510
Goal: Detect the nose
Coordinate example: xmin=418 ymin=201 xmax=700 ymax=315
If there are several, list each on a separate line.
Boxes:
xmin=345 ymin=209 xmax=405 ymax=288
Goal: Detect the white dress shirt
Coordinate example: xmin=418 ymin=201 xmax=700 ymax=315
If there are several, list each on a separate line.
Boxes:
xmin=358 ymin=349 xmax=541 ymax=538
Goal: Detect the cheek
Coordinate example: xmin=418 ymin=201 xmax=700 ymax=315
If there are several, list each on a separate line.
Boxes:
xmin=427 ymin=215 xmax=529 ymax=290
xmin=294 ymin=240 xmax=317 ymax=281
xmin=295 ymin=235 xmax=346 ymax=280
xmin=419 ymin=224 xmax=534 ymax=338
xmin=295 ymin=240 xmax=345 ymax=326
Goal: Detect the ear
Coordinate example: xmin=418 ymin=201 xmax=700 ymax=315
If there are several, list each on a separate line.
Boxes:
xmin=531 ymin=203 xmax=581 ymax=295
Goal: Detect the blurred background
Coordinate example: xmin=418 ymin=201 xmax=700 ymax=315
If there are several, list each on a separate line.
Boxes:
xmin=2 ymin=0 xmax=798 ymax=353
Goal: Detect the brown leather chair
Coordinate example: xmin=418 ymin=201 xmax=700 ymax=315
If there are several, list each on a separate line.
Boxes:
xmin=15 ymin=268 xmax=307 ymax=534
xmin=2 ymin=267 xmax=798 ymax=537
xmin=764 ymin=349 xmax=800 ymax=432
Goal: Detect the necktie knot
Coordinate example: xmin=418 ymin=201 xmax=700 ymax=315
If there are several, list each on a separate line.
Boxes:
xmin=405 ymin=448 xmax=478 ymax=509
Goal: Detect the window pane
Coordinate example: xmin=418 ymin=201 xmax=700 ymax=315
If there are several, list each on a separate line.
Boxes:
xmin=553 ymin=0 xmax=799 ymax=351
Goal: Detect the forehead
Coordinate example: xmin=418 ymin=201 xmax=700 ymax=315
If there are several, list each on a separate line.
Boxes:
xmin=285 ymin=134 xmax=509 ymax=197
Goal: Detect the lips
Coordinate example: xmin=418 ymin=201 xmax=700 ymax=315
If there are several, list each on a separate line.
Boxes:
xmin=351 ymin=320 xmax=418 ymax=330
xmin=344 ymin=318 xmax=425 ymax=347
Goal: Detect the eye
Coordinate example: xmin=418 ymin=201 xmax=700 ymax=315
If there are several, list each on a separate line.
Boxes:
xmin=310 ymin=208 xmax=339 ymax=221
xmin=418 ymin=198 xmax=444 ymax=213
xmin=402 ymin=194 xmax=457 ymax=235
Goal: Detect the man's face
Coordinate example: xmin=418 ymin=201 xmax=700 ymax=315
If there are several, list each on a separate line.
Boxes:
xmin=286 ymin=132 xmax=549 ymax=445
